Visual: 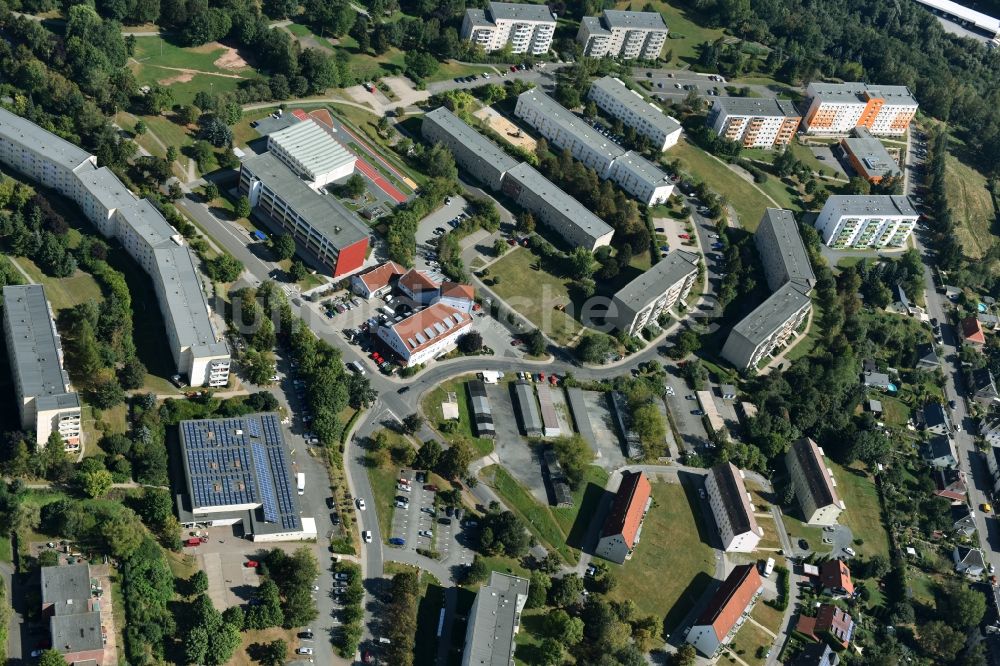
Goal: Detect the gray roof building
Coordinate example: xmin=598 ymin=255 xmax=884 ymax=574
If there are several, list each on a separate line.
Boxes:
xmin=820 ymin=194 xmax=917 ymax=219
xmin=721 ymin=283 xmax=811 ymax=370
xmin=807 ymin=82 xmax=918 ymax=107
xmin=923 ymin=435 xmax=958 ymax=468
xmin=484 ymin=0 xmax=553 ymax=22
xmin=421 ymin=107 xmax=518 ymax=191
xmin=153 ymin=244 xmax=230 ymax=357
xmin=512 ymin=381 xmax=543 ymax=437
xmin=467 ymin=380 xmax=496 ymax=438
xmin=461 ymin=571 xmax=530 ymax=666
xmin=601 ymin=9 xmax=667 ymax=29
xmin=240 ymin=152 xmax=369 ymax=250
xmin=0 ymin=107 xmax=93 ymax=173
xmin=841 ymin=127 xmax=900 ymax=181
xmin=612 ymin=250 xmax=699 ymax=335
xmin=41 ymin=564 xmax=104 ymax=660
xmin=754 ymin=209 xmax=816 ymax=292
xmin=542 ymin=449 xmax=573 ymax=507
xmin=516 ymin=88 xmax=624 ymax=170
xmin=565 ymin=387 xmax=597 ymax=447
xmin=710 ymin=97 xmax=800 ymax=118
xmin=916 ymin=342 xmax=939 ymax=369
xmin=51 ymin=613 xmax=104 ymax=656
xmin=587 ymin=76 xmax=681 ymax=146
xmin=2 ymin=285 xmax=75 ymax=406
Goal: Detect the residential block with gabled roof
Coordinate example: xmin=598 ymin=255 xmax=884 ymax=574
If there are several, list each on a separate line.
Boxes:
xmin=460 ymin=571 xmax=530 ymax=666
xmin=962 ymin=316 xmax=987 ymax=346
xmin=796 ymin=604 xmax=855 ymax=649
xmin=610 ymin=250 xmax=699 ymax=336
xmin=786 ymin=438 xmax=845 ymax=526
xmin=376 ymin=302 xmax=473 ymax=367
xmin=595 ymin=471 xmax=652 ymax=564
xmin=421 ymin=107 xmax=519 ymax=191
xmin=705 ymin=463 xmax=763 ymax=553
xmin=587 ymin=76 xmax=682 ymax=152
xmin=687 ymin=563 xmax=764 ymax=656
xmin=754 ymin=209 xmax=816 ymax=292
xmin=41 ymin=564 xmax=104 ymax=664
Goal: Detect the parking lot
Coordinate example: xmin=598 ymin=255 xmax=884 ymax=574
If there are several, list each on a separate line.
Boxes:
xmin=386 ymin=469 xmax=474 ymax=566
xmin=484 ymin=382 xmax=548 ymax=502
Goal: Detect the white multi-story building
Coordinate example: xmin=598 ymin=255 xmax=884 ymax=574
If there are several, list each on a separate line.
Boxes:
xmin=2 ymin=285 xmax=83 ymax=452
xmin=376 ymin=303 xmax=473 ymax=367
xmin=705 ymin=463 xmax=763 ymax=553
xmin=801 ymin=82 xmax=918 ymax=136
xmin=814 ymin=195 xmax=919 ymax=249
xmin=514 ymin=89 xmax=673 ymax=205
xmin=707 ymin=98 xmax=801 ymax=149
xmin=461 ymin=1 xmax=556 ymax=54
xmin=587 ymin=76 xmax=682 ymax=152
xmin=267 ymin=119 xmax=356 ymax=191
xmin=611 ymin=251 xmax=699 ymax=336
xmin=0 ymin=109 xmax=230 ymax=388
xmin=577 ymin=10 xmax=668 ymax=60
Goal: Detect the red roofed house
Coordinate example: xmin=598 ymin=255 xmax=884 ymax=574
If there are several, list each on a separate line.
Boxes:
xmin=796 ymin=604 xmax=855 ymax=650
xmin=932 ymin=467 xmax=967 ymax=502
xmin=687 ymin=564 xmax=764 ymax=656
xmin=962 ymin=316 xmax=986 ymax=347
xmin=398 ymin=268 xmax=441 ymax=305
xmin=436 ymin=281 xmax=476 ymax=313
xmin=376 ymin=302 xmax=472 ymax=367
xmin=819 ymin=560 xmax=854 ymax=598
xmin=595 ymin=471 xmax=652 ymax=564
xmin=351 ymin=261 xmax=406 ymax=299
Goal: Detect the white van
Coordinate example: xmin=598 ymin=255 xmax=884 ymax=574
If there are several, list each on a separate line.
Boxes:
xmin=762 ymin=557 xmax=775 ymax=578
xmin=296 ymin=473 xmax=306 ymax=496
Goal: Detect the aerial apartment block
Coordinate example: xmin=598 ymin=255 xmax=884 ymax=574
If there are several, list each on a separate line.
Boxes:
xmin=576 ymin=10 xmax=669 ymax=60
xmin=786 ymin=437 xmax=845 ymax=526
xmin=0 ymin=109 xmax=230 ymax=387
xmin=687 ymin=564 xmax=764 ymax=656
xmin=840 ymin=127 xmax=901 ymax=184
xmin=596 ymin=471 xmax=652 ymax=564
xmin=610 ymin=250 xmax=699 ymax=336
xmin=422 ymin=107 xmax=519 ymax=191
xmin=705 ymin=462 xmax=764 ymax=553
xmin=461 ymin=572 xmax=530 ymax=666
xmin=754 ymin=208 xmax=816 ymax=292
xmin=802 ymin=82 xmax=918 ymax=136
xmin=814 ymin=195 xmax=919 ymax=249
xmin=2 ymin=285 xmax=82 ymax=452
xmin=707 ymin=98 xmax=801 ymax=149
xmin=587 ymin=76 xmax=682 ymax=152
xmin=461 ymin=1 xmax=556 ymax=54
xmin=515 ymin=89 xmax=674 ymax=205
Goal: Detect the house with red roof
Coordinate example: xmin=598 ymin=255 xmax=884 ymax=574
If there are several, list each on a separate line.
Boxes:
xmin=595 ymin=471 xmax=652 ymax=564
xmin=818 ymin=560 xmax=854 ymax=598
xmin=437 ymin=281 xmax=476 ymax=313
xmin=796 ymin=604 xmax=855 ymax=650
xmin=687 ymin=563 xmax=764 ymax=656
xmin=351 ymin=261 xmax=406 ymax=299
xmin=376 ymin=302 xmax=472 ymax=367
xmin=398 ymin=268 xmax=442 ymax=305
xmin=961 ymin=316 xmax=986 ymax=347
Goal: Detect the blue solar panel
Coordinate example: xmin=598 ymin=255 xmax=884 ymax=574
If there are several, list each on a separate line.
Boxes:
xmin=247 ymin=418 xmax=261 ymax=438
xmin=251 ymin=441 xmax=279 ymax=523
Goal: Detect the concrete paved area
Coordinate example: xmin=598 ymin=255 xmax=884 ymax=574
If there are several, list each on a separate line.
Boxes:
xmin=485 ymin=382 xmax=547 ymax=503
xmin=580 ymin=390 xmax=627 ymax=471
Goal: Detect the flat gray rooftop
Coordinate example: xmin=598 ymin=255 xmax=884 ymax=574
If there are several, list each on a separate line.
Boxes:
xmin=613 ymin=250 xmax=698 ymax=310
xmin=757 ymin=208 xmax=815 ymax=286
xmin=614 ymin=150 xmax=672 ymax=187
xmin=730 ymin=283 xmax=810 ymax=346
xmin=0 ymin=107 xmax=92 ymax=173
xmin=809 ymin=82 xmax=917 ymax=107
xmin=463 ymin=571 xmax=529 ymax=666
xmin=517 ymin=89 xmax=625 ymax=164
xmin=487 ymin=0 xmax=554 ymax=22
xmin=51 ymin=612 xmax=103 ymax=654
xmin=268 ymin=119 xmax=355 ymax=179
xmin=152 ymin=244 xmax=229 ymax=355
xmin=41 ymin=564 xmax=92 ymax=611
xmin=242 ymin=151 xmax=369 ymax=250
xmin=601 ymin=9 xmax=667 ymax=30
xmin=712 ymin=97 xmax=800 ymax=118
xmin=842 ymin=130 xmax=900 ymax=178
xmin=822 ymin=194 xmax=917 ymax=218
xmin=504 ymin=163 xmax=613 ymax=242
xmin=580 ymin=15 xmax=608 ymax=35
xmin=2 ymin=285 xmax=75 ymax=400
xmin=589 ymin=77 xmax=681 ymax=136
xmin=422 ymin=107 xmax=518 ymax=173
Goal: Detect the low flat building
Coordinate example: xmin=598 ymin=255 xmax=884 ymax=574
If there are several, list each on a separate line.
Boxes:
xmin=501 ymin=163 xmax=614 ymax=250
xmin=818 ymin=559 xmax=854 ymax=598
xmin=421 ymin=107 xmax=519 ymax=191
xmin=566 ymin=387 xmax=597 ymax=448
xmin=707 ymin=98 xmax=801 ymax=149
xmin=802 ymin=82 xmax=918 ymax=136
xmin=512 ymin=380 xmax=543 ymax=437
xmin=796 ymin=604 xmax=855 ymax=650
xmin=721 ymin=283 xmax=811 ymax=370
xmin=786 ymin=438 xmax=845 ymax=526
xmin=754 ymin=209 xmax=816 ymax=292
xmin=535 ymin=382 xmax=562 ymax=437
xmin=239 ymin=152 xmax=370 ymax=278
xmin=609 ymin=390 xmax=643 ymax=459
xmin=467 ymin=380 xmax=496 ymax=439
xmin=972 ymin=367 xmax=1000 ymax=407
xmin=542 ymin=448 xmax=573 ymax=507
xmin=2 ymin=285 xmax=82 ymax=452
xmin=814 ymin=195 xmax=918 ymax=250
xmin=611 ymin=250 xmax=699 ymax=336
xmin=461 ymin=571 xmax=530 ymax=666
xmin=576 ymin=10 xmax=668 ymax=60
xmin=705 ymin=463 xmax=763 ymax=553
xmin=377 ymin=303 xmax=473 ymax=367
xmin=176 ymin=413 xmax=317 ymax=542
xmin=840 ymin=127 xmax=900 ymax=183
xmin=587 ymin=76 xmax=682 ymax=152
xmin=595 ymin=471 xmax=652 ymax=564
xmin=461 ymin=1 xmax=556 ymax=55
xmin=266 ymin=119 xmax=356 ymax=190
xmin=687 ymin=564 xmax=764 ymax=657
xmin=351 ymin=261 xmax=406 ymax=299
xmin=697 ymin=390 xmax=727 ymax=435
xmin=41 ymin=564 xmax=104 ymax=665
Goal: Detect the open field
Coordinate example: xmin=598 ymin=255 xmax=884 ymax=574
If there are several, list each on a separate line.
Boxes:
xmin=669 ymin=139 xmax=774 ymax=230
xmin=132 ymin=39 xmax=255 ymax=75
xmin=831 ymin=462 xmax=889 ymax=558
xmin=488 ymin=248 xmax=584 ymax=346
xmin=14 ymin=257 xmax=102 ymax=313
xmin=420 ymin=375 xmax=494 ymax=457
xmin=614 ymin=0 xmax=725 ymax=65
xmin=552 ymin=465 xmax=610 ymax=542
xmin=752 ymin=599 xmax=785 ymax=634
xmin=945 ymin=152 xmax=996 ymax=262
xmin=607 ymin=479 xmax=715 ymax=635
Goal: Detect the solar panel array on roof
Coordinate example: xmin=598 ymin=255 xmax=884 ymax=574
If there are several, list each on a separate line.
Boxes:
xmin=251 ymin=441 xmax=279 ymax=523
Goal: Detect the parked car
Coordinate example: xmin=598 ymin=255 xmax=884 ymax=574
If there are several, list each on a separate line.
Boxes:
xmin=356 ymin=498 xmax=366 ymax=510
xmin=363 ymin=531 xmax=373 ymax=544
xmin=423 ymin=484 xmax=439 ymax=492
xmin=244 ymin=560 xmax=259 ymax=568
xmin=843 ymin=546 xmax=857 ymax=557
xmin=418 ymin=530 xmax=433 ymax=538
xmin=296 ymin=647 xmax=314 ymax=655
xmin=389 ymin=537 xmax=406 ymax=546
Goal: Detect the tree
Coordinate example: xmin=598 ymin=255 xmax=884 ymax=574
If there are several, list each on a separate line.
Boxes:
xmin=673 ymin=644 xmax=697 ymax=666
xmin=553 ymin=435 xmax=594 ymax=489
xmin=259 ymin=639 xmax=288 ymax=666
xmin=526 ymin=571 xmax=551 ymax=608
xmin=268 ymin=233 xmax=295 ymax=261
xmin=402 ymin=413 xmax=424 ymax=435
xmin=464 ymin=555 xmax=489 ymax=585
xmin=632 ymin=404 xmax=666 ymax=449
xmin=538 ymin=638 xmax=563 ymax=666
xmin=576 ymin=332 xmax=615 ymax=363
xmin=235 ymin=196 xmax=252 ymax=219
xmin=549 ymin=574 xmax=584 ymax=607
xmin=525 ymin=329 xmax=546 ymax=356
xmin=517 ymin=212 xmax=536 ymax=234
xmin=340 ymin=174 xmax=366 ymax=199
xmin=404 ymin=50 xmax=438 ymax=81
xmin=190 ymin=570 xmax=209 ymax=595
xmin=568 ymin=246 xmax=595 ymax=279
xmin=457 ymin=331 xmax=483 ymax=354
xmin=206 ymin=255 xmax=244 ymax=282
xmin=415 ymin=440 xmax=442 ymax=470
xmin=92 ymin=377 xmax=126 ymax=409
xmin=918 ymin=620 xmax=965 ymax=662
xmin=119 ymin=357 xmax=147 ymax=390
xmin=81 ymin=470 xmax=113 ymax=498
xmin=478 ymin=509 xmax=529 ymax=556
xmin=178 ymin=105 xmax=200 ymax=126
xmin=243 ymin=349 xmax=277 ymax=386
xmin=38 ymin=651 xmax=69 ymax=666
xmin=544 ymin=609 xmax=584 ymax=645
xmin=493 ymin=238 xmax=507 ymax=257
xmin=74 ymin=319 xmax=103 ymax=379
xmin=200 ymin=116 xmax=233 ymax=147
xmin=938 ymin=581 xmax=986 ymax=629
xmin=134 ymin=120 xmax=147 ymax=135
xmin=438 ymin=439 xmax=473 ymax=480
xmin=288 ymin=260 xmax=309 ymax=282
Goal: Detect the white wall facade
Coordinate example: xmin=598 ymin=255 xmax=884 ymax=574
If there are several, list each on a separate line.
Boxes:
xmin=607 ymin=155 xmax=674 ymax=205
xmin=461 ymin=12 xmax=555 ymax=54
xmin=588 ymin=82 xmax=681 ymax=151
xmin=815 ymin=210 xmax=918 ymax=249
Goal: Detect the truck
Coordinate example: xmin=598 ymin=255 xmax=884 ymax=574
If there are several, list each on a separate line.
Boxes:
xmin=297 ymin=472 xmax=306 ymax=496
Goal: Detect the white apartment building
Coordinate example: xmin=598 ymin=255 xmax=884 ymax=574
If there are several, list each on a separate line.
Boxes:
xmin=587 ymin=76 xmax=682 ymax=152
xmin=514 ymin=89 xmax=673 ymax=205
xmin=577 ymin=10 xmax=668 ymax=60
xmin=0 ymin=109 xmax=230 ymax=388
xmin=705 ymin=463 xmax=763 ymax=553
xmin=611 ymin=251 xmax=699 ymax=336
xmin=802 ymin=82 xmax=918 ymax=136
xmin=461 ymin=1 xmax=556 ymax=54
xmin=707 ymin=98 xmax=801 ymax=149
xmin=267 ymin=119 xmax=356 ymax=190
xmin=786 ymin=438 xmax=845 ymax=526
xmin=376 ymin=303 xmax=473 ymax=367
xmin=814 ymin=195 xmax=919 ymax=249
xmin=2 ymin=285 xmax=82 ymax=452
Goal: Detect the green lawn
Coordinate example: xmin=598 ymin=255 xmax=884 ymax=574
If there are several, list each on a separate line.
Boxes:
xmin=780 ymin=511 xmax=831 ymax=555
xmin=728 ymin=620 xmax=772 ymax=666
xmin=669 ymin=139 xmax=775 ymax=230
xmin=0 ymin=535 xmax=11 ymax=563
xmin=607 ymin=480 xmax=715 ymax=635
xmin=420 ymin=374 xmax=495 ymax=457
xmin=615 ymin=0 xmax=725 ymax=65
xmin=512 ymin=610 xmax=551 ymax=666
xmin=552 ymin=465 xmax=610 ymax=547
xmin=782 ymin=315 xmax=820 ymax=362
xmin=434 ymin=60 xmax=499 ymax=82
xmin=488 ymin=249 xmax=584 ymax=346
xmin=879 ymin=395 xmax=910 ymax=427
xmin=14 ymin=257 xmax=103 ymax=313
xmin=132 ymin=38 xmax=255 ymax=75
xmin=945 ymin=151 xmax=996 ymax=262
xmin=481 ymin=465 xmax=578 ymax=564
xmin=752 ymin=599 xmax=784 ymax=634
xmin=830 ymin=462 xmax=890 ymax=559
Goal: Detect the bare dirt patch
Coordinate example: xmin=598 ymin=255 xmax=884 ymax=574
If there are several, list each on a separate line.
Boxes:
xmin=158 ymin=72 xmax=195 ymax=85
xmin=213 ymin=45 xmax=250 ymax=71
xmin=474 ymin=106 xmax=536 ymax=151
